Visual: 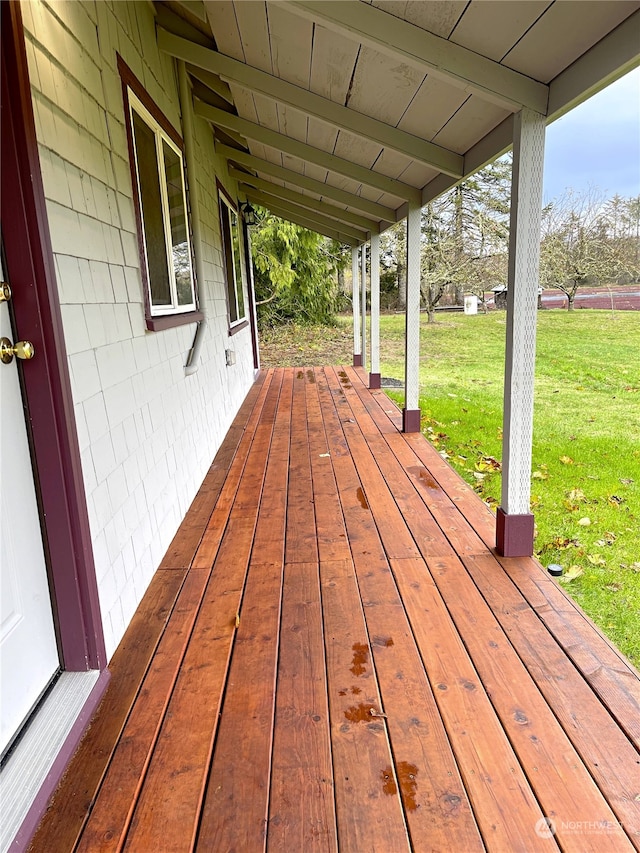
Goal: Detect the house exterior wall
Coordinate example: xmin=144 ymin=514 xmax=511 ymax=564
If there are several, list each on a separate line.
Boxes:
xmin=21 ymin=0 xmax=254 ymax=658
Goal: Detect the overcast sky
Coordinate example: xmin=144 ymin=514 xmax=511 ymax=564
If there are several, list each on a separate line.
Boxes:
xmin=543 ymin=66 xmax=640 ymax=203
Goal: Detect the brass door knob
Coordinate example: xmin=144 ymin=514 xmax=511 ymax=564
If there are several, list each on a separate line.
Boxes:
xmin=0 ymin=283 xmax=11 ymax=303
xmin=0 ymin=336 xmax=35 ymax=364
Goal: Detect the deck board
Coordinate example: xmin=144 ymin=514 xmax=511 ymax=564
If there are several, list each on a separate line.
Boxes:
xmin=31 ymin=367 xmax=640 ymax=853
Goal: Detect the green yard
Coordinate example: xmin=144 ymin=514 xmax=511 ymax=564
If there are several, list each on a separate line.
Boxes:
xmin=260 ymin=309 xmax=640 ymax=666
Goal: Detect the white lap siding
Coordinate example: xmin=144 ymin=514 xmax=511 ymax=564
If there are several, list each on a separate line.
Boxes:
xmin=22 ymin=0 xmax=254 ymax=657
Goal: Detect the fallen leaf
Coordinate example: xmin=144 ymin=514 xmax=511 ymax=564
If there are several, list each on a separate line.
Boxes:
xmin=577 ymin=517 xmax=591 ymax=526
xmin=608 ymin=495 xmax=624 ymax=506
xmin=587 ymin=554 xmax=606 ymax=566
xmin=473 ymin=472 xmax=487 ymax=481
xmin=532 ymin=470 xmax=548 ymax=480
xmin=605 ymin=583 xmax=622 ymax=592
xmin=630 ymin=563 xmax=640 ymax=573
xmin=620 ymin=478 xmax=634 ymax=485
xmin=559 ymin=456 xmax=574 ymax=465
xmin=319 ymin=453 xmax=330 ymax=458
xmin=567 ymin=488 xmax=587 ymax=503
xmin=562 ymin=565 xmax=584 ymax=582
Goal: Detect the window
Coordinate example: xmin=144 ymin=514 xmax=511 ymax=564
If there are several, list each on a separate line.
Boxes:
xmin=218 ymin=189 xmax=247 ymax=328
xmin=118 ymin=57 xmax=200 ymax=330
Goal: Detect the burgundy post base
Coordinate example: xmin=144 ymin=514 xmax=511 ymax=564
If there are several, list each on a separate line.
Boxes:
xmin=353 ymin=353 xmax=363 ymax=367
xmin=369 ymin=372 xmax=381 ymax=389
xmin=496 ymin=507 xmax=534 ymax=557
xmin=402 ymin=408 xmax=421 ymax=433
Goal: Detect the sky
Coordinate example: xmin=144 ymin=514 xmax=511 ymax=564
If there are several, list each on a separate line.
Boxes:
xmin=543 ymin=66 xmax=640 ymax=203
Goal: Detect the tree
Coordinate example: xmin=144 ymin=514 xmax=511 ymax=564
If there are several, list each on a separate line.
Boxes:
xmin=539 ymin=188 xmax=637 ymax=310
xmin=250 ymin=207 xmax=347 ymax=326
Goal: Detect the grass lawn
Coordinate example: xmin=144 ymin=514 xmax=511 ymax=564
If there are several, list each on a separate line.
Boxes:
xmin=259 ymin=309 xmax=640 ymax=666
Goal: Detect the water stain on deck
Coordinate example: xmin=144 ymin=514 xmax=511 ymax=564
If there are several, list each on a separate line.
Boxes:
xmin=296 ymin=370 xmax=304 ymax=379
xmin=381 ymin=767 xmax=397 ymax=797
xmin=409 ymin=466 xmax=441 ymax=490
xmin=356 ymin=487 xmax=369 ymax=509
xmin=351 ymin=642 xmax=369 ymax=676
xmin=306 ymin=369 xmax=316 ymax=383
xmin=337 ymin=370 xmax=352 ymax=389
xmin=344 ymin=703 xmax=374 ymax=723
xmin=397 ymin=762 xmax=419 ymax=811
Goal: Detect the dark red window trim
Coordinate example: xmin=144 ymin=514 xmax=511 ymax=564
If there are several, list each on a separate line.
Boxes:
xmin=228 ymin=319 xmax=249 ymax=337
xmin=117 ymin=55 xmax=199 ymax=332
xmin=217 ymin=179 xmax=249 ymax=331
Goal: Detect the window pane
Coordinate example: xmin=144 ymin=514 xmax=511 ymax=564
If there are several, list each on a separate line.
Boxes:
xmin=132 ymin=112 xmax=171 ymax=306
xmin=162 ymin=141 xmax=193 ymax=307
xmin=229 ymin=208 xmax=245 ymax=320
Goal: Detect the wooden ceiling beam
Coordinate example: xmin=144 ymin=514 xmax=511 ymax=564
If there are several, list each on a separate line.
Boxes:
xmin=242 ymin=185 xmax=369 ymax=241
xmin=217 ymin=144 xmax=395 ymax=223
xmin=241 ymin=190 xmax=360 ymax=245
xmin=287 ymin=0 xmax=549 ymax=114
xmin=230 ymin=167 xmax=380 ymax=233
xmin=195 ymin=100 xmax=422 ymax=203
xmin=158 ymin=27 xmax=462 ymax=177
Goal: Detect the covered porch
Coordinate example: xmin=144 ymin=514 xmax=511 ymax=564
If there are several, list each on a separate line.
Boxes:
xmin=31 ymin=367 xmax=640 ymax=852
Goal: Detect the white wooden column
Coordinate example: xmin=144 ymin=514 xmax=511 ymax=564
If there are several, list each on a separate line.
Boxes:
xmin=361 ymin=241 xmax=367 ymax=370
xmin=352 ymin=245 xmax=361 ymax=366
xmin=403 ymin=201 xmax=421 ymax=432
xmin=369 ymin=232 xmax=381 ymax=389
xmin=497 ymin=109 xmax=546 ymax=556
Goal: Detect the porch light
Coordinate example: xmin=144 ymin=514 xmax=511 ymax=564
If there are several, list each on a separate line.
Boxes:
xmin=240 ymin=201 xmax=256 ymax=226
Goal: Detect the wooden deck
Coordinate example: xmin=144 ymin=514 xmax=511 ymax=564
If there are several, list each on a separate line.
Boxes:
xmin=31 ymin=367 xmax=640 ymax=852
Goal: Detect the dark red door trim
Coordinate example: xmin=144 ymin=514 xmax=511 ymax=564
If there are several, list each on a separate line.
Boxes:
xmin=1 ymin=2 xmax=106 ymax=670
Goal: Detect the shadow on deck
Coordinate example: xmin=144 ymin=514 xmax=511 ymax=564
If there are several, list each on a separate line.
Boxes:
xmin=30 ymin=367 xmax=640 ymax=852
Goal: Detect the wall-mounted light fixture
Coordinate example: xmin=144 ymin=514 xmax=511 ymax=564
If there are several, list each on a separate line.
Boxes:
xmin=240 ymin=201 xmax=256 ymax=226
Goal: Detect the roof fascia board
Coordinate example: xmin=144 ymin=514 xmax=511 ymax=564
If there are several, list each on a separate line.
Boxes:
xmin=547 ymin=9 xmax=640 ymax=121
xmin=287 ymin=0 xmax=549 ymax=114
xmin=217 ymin=143 xmax=395 ymax=223
xmin=242 ymin=185 xmax=369 ymax=241
xmin=229 ymin=166 xmax=380 ymax=233
xmin=195 ymin=99 xmax=422 ymax=204
xmin=158 ymin=27 xmax=463 ymax=177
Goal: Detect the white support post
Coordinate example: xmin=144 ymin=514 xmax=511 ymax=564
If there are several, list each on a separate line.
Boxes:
xmin=361 ymin=242 xmax=367 ymax=371
xmin=369 ymin=232 xmax=381 ymax=389
xmin=352 ymin=245 xmax=362 ymax=366
xmin=497 ymin=108 xmax=546 ymax=557
xmin=403 ymin=201 xmax=422 ymax=432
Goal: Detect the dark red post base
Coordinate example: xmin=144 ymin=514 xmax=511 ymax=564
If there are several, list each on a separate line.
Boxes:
xmin=369 ymin=372 xmax=381 ymax=389
xmin=496 ymin=507 xmax=534 ymax=557
xmin=353 ymin=353 xmax=363 ymax=367
xmin=402 ymin=408 xmax=421 ymax=433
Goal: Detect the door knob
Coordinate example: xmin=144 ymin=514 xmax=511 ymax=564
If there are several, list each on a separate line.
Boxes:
xmin=0 ymin=337 xmax=35 ymax=364
xmin=0 ymin=283 xmax=11 ymax=303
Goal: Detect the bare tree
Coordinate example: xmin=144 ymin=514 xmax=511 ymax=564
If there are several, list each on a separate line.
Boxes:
xmin=539 ymin=188 xmax=637 ymax=310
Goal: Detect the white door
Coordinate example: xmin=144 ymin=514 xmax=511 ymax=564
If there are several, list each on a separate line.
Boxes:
xmin=0 ymin=260 xmax=59 ymax=756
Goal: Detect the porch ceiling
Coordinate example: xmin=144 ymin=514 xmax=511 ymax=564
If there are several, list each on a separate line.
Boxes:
xmin=157 ymin=0 xmax=640 ymax=239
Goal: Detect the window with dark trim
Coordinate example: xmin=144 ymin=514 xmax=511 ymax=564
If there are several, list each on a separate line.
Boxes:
xmin=218 ymin=188 xmax=247 ymax=329
xmin=118 ymin=56 xmax=201 ymax=331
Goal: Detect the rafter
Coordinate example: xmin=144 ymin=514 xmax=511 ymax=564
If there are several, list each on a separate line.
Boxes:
xmin=158 ymin=27 xmax=463 ymax=177
xmin=287 ymin=1 xmax=549 ymax=114
xmin=217 ymin=143 xmax=396 ymax=223
xmin=229 ymin=167 xmax=380 ymax=233
xmin=242 ymin=185 xmax=369 ymax=242
xmin=242 ymin=189 xmax=359 ymax=244
xmin=194 ymin=100 xmax=422 ymax=204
